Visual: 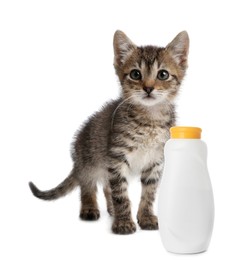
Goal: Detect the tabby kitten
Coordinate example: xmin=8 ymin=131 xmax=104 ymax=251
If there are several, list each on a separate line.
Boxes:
xmin=29 ymin=30 xmax=189 ymax=234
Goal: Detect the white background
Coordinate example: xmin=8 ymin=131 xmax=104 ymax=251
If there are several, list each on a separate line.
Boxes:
xmin=0 ymin=0 xmax=229 ymax=259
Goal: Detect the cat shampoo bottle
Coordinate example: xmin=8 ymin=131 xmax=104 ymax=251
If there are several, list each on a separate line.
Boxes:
xmin=158 ymin=127 xmax=214 ymax=254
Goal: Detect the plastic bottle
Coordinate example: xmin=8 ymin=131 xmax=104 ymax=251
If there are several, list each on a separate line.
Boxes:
xmin=158 ymin=126 xmax=214 ymax=254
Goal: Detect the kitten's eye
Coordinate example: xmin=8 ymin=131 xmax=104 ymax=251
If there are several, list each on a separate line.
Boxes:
xmin=130 ymin=69 xmax=142 ymax=80
xmin=157 ymin=70 xmax=170 ymax=81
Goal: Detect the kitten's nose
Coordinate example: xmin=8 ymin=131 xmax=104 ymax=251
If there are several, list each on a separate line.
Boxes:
xmin=143 ymin=86 xmax=154 ymax=94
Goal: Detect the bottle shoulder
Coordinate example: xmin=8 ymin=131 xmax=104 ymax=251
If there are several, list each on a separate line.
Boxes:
xmin=164 ymin=139 xmax=208 ymax=161
xmin=165 ymin=139 xmax=206 ymax=147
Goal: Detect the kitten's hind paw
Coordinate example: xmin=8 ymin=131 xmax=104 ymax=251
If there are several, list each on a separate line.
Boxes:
xmin=80 ymin=208 xmax=100 ymax=221
xmin=112 ymin=219 xmax=136 ymax=235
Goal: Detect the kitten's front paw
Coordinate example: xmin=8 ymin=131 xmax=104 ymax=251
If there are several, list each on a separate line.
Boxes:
xmin=137 ymin=214 xmax=158 ymax=230
xmin=80 ymin=208 xmax=100 ymax=221
xmin=112 ymin=219 xmax=136 ymax=234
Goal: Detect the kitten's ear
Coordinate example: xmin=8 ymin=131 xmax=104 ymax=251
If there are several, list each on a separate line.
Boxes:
xmin=113 ymin=30 xmax=136 ymax=66
xmin=166 ymin=31 xmax=189 ymax=67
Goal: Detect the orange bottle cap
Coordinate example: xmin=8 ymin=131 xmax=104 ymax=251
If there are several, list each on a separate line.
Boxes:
xmin=170 ymin=126 xmax=202 ymax=139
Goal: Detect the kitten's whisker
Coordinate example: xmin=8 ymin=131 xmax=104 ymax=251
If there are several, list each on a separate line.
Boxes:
xmin=111 ymin=95 xmax=135 ymax=129
xmin=127 ymin=103 xmax=134 ymax=115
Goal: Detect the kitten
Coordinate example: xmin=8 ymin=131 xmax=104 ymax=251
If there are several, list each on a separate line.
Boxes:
xmin=29 ymin=30 xmax=189 ymax=234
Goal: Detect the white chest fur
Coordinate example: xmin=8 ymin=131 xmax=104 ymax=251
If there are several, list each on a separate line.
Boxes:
xmin=127 ymin=147 xmax=156 ymax=175
xmin=126 ymin=127 xmax=168 ymax=176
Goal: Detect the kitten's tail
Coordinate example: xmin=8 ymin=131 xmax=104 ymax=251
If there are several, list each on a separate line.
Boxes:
xmin=29 ymin=170 xmax=78 ymax=200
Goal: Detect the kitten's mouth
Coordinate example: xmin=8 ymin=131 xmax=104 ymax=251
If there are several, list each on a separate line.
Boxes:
xmin=143 ymin=94 xmax=155 ymax=100
xmin=135 ymin=92 xmax=164 ymax=107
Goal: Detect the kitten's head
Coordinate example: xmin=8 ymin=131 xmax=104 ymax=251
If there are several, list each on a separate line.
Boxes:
xmin=113 ymin=31 xmax=189 ymax=107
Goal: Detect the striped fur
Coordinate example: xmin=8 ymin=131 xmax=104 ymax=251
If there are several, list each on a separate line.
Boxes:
xmin=29 ymin=30 xmax=189 ymax=234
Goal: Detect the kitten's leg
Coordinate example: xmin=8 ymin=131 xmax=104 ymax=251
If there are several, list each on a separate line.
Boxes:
xmin=80 ymin=183 xmax=100 ymax=221
xmin=108 ymin=165 xmax=136 ymax=234
xmin=103 ymin=186 xmax=114 ymax=216
xmin=137 ymin=162 xmax=162 ymax=230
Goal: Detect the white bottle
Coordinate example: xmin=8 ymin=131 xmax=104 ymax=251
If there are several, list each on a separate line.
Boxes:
xmin=158 ymin=127 xmax=214 ymax=254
